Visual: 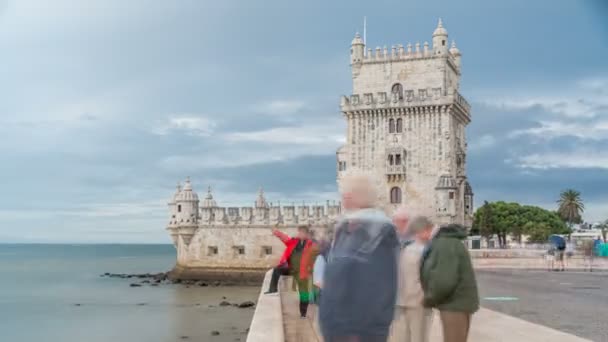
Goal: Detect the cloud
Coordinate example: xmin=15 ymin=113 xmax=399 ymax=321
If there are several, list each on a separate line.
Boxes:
xmin=157 ymin=117 xmax=345 ymax=170
xmin=468 ymin=134 xmax=496 ymax=151
xmin=223 ymin=121 xmax=344 ymax=145
xmin=252 ymin=99 xmax=307 ymax=117
xmin=152 ymin=115 xmax=216 ymax=136
xmin=514 ymin=150 xmax=608 ymax=170
xmin=508 ymin=120 xmax=608 ymax=141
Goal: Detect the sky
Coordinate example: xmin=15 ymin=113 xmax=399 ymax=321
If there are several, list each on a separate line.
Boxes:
xmin=0 ymin=0 xmax=607 ymax=243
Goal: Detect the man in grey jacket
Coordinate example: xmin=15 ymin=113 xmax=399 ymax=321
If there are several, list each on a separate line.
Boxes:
xmin=319 ymin=173 xmax=400 ymax=342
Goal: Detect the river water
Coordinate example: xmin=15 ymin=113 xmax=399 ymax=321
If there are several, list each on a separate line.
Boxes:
xmin=0 ymin=244 xmax=259 ymax=342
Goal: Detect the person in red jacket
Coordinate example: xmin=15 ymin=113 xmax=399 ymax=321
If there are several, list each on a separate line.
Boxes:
xmin=264 ymin=224 xmax=317 ymax=318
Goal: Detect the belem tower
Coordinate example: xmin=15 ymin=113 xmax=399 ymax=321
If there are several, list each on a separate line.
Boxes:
xmin=166 ymin=19 xmax=473 ymax=281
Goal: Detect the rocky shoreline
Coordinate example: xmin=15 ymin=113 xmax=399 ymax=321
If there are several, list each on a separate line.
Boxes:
xmin=98 ymin=272 xmax=258 ymax=341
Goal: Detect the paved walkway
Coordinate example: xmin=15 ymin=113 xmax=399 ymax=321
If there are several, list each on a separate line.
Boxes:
xmin=280 ymin=289 xmax=591 ymax=342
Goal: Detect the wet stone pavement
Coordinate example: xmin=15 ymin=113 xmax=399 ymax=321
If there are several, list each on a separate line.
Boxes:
xmin=476 ymin=269 xmax=608 ymax=342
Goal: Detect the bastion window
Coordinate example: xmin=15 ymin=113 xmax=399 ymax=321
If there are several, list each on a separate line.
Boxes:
xmin=395 ymin=154 xmax=402 ymax=166
xmin=449 ymin=192 xmax=455 ymax=200
xmin=208 ymin=246 xmax=218 ymax=256
xmin=396 ymin=118 xmax=403 ymax=133
xmin=177 ymin=205 xmax=182 ymax=213
xmin=389 ymin=118 xmax=395 ymax=133
xmin=391 ymin=83 xmax=404 ymax=100
xmin=390 ymin=187 xmax=402 ymax=204
xmin=388 ymin=155 xmax=394 ymax=165
xmin=262 ymin=246 xmax=272 ymax=256
xmin=234 ymin=246 xmax=245 ymax=255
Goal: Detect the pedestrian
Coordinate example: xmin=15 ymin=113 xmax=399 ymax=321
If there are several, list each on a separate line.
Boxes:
xmin=264 ymin=224 xmax=317 ymax=318
xmin=419 ymin=223 xmax=479 ymax=342
xmin=312 ymin=228 xmax=333 ymax=304
xmin=319 ymin=172 xmax=400 ymax=342
xmin=390 ymin=215 xmax=434 ymax=342
xmin=581 ymin=238 xmax=595 ymax=272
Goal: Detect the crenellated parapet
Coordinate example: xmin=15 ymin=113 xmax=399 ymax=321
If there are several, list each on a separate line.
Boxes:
xmin=340 ymin=89 xmax=471 ymax=123
xmin=166 ymin=181 xmax=341 ymax=247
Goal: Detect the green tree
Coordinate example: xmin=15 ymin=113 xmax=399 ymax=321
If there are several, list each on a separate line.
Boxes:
xmin=472 ymin=201 xmax=569 ymax=247
xmin=557 ymin=189 xmax=584 ymax=230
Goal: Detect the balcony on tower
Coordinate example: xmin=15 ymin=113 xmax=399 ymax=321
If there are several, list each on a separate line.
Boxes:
xmin=386 ymin=148 xmax=406 ymax=181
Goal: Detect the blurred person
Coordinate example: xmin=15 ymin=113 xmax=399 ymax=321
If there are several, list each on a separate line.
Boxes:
xmin=390 ymin=215 xmax=434 ymax=342
xmin=419 ymin=223 xmax=479 ymax=342
xmin=312 ymin=228 xmax=333 ymax=304
xmin=319 ymin=173 xmax=400 ymax=342
xmin=393 ymin=206 xmax=413 ymax=246
xmin=581 ymin=238 xmax=595 ymax=272
xmin=264 ymin=224 xmax=317 ymax=318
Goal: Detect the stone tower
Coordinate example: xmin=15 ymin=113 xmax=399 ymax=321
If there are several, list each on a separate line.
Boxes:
xmin=337 ymin=19 xmax=474 ymax=227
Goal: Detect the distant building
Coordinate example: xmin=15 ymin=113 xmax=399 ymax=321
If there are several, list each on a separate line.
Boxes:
xmin=166 ymin=19 xmax=474 ymax=280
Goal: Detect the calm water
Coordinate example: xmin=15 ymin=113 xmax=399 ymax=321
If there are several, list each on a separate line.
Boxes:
xmin=0 ymin=244 xmax=259 ymax=342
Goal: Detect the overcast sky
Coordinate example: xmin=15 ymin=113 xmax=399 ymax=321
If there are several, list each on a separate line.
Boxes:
xmin=1 ymin=0 xmax=606 ymax=243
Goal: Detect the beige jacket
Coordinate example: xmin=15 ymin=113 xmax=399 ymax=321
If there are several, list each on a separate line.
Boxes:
xmin=396 ymin=240 xmax=426 ymax=308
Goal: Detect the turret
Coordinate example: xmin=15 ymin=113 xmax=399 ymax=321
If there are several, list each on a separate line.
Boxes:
xmin=434 ymin=174 xmax=458 ymax=222
xmin=449 ymin=40 xmax=462 ymax=70
xmin=166 ymin=182 xmax=182 ymax=247
xmin=350 ymin=32 xmax=365 ymax=65
xmin=432 ymin=18 xmax=449 ymax=56
xmin=175 ymin=177 xmax=199 ymax=245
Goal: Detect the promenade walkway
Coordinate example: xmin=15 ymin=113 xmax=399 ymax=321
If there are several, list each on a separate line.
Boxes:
xmin=248 ymin=257 xmax=605 ymax=342
xmin=280 ymin=288 xmax=590 ymax=342
xmin=278 ymin=282 xmax=592 ymax=342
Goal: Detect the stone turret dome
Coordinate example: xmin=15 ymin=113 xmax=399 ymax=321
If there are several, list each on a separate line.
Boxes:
xmin=351 ymin=32 xmax=364 ymax=45
xmin=435 ymin=174 xmax=457 ymax=189
xmin=201 ymin=186 xmax=217 ymax=208
xmin=449 ymin=40 xmax=461 ymax=56
xmin=432 ymin=18 xmax=448 ymax=37
xmin=176 ymin=177 xmax=198 ymax=202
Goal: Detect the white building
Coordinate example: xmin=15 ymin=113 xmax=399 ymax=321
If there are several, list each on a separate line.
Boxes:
xmin=166 ymin=20 xmax=474 ymax=280
xmin=337 ymin=19 xmax=473 ymax=226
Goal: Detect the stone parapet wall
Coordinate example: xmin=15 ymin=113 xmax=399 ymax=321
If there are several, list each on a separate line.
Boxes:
xmin=246 ymin=270 xmax=285 ymax=342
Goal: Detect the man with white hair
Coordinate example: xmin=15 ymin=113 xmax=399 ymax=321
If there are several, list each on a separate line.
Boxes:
xmin=391 ymin=215 xmax=434 ymax=342
xmin=319 ymin=173 xmax=400 ymax=342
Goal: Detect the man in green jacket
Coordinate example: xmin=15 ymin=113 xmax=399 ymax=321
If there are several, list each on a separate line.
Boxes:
xmin=418 ymin=223 xmax=479 ymax=342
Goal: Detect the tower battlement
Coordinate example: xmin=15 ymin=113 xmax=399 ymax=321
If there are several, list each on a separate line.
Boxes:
xmin=340 ymin=90 xmax=470 ymax=116
xmin=166 ymin=179 xmax=340 ymax=247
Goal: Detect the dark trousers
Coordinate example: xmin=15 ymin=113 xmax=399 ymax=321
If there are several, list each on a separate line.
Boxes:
xmin=267 ymin=265 xmax=290 ymax=292
xmin=267 ymin=265 xmax=310 ymax=318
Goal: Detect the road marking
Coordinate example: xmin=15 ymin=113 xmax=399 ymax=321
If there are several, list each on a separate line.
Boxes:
xmin=483 ymin=296 xmax=519 ymax=301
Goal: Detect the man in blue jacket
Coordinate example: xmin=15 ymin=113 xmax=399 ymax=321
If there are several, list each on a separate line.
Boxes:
xmin=319 ymin=173 xmax=399 ymax=342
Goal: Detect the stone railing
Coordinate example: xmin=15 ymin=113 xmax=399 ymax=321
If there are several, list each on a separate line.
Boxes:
xmin=246 ymin=270 xmax=284 ymax=342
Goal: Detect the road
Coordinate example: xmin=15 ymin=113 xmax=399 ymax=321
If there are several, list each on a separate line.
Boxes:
xmin=476 ymin=269 xmax=608 ymax=342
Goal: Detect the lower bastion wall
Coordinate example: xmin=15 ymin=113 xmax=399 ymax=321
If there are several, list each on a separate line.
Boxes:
xmin=169 ymin=226 xmax=329 ymax=283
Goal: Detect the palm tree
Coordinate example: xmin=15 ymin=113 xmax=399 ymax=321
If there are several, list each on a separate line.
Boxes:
xmin=557 ymin=189 xmax=584 ymax=231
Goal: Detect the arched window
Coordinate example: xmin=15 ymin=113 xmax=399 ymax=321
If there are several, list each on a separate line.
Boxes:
xmin=389 ymin=118 xmax=395 ymax=133
xmin=388 ymin=155 xmax=394 ymax=165
xmin=177 ymin=204 xmax=182 ymax=213
xmin=396 ymin=118 xmax=403 ymax=133
xmin=391 ymin=83 xmax=404 ymax=100
xmin=390 ymin=187 xmax=402 ymax=204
